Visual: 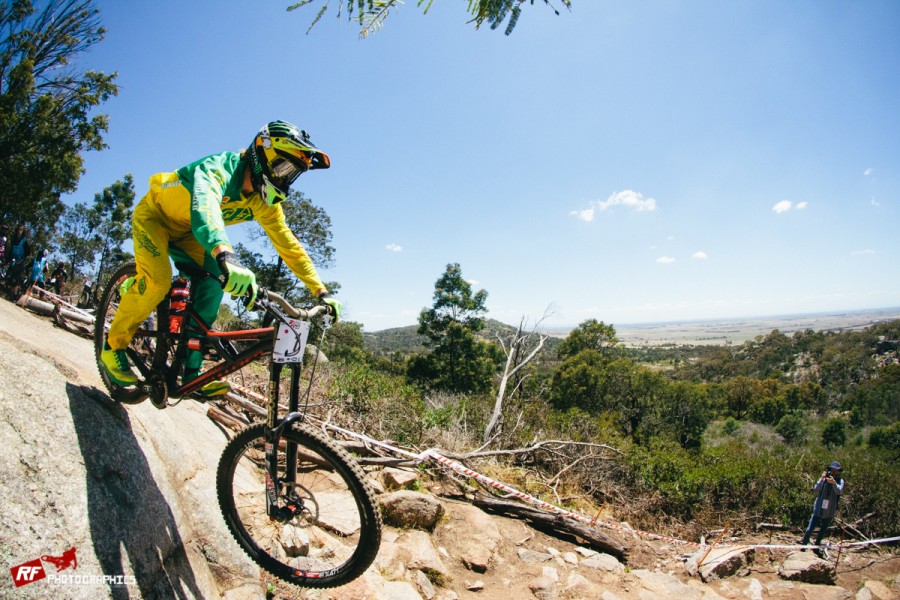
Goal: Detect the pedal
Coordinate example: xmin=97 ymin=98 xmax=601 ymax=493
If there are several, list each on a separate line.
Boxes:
xmin=143 ymin=374 xmax=168 ymax=409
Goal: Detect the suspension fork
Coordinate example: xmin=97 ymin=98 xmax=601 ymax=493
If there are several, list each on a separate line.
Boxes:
xmin=264 ymin=361 xmax=283 ymax=517
xmin=264 ymin=362 xmax=308 ymax=520
xmin=283 ymin=364 xmax=303 ymax=484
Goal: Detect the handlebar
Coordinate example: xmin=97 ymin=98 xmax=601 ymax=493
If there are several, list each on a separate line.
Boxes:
xmin=260 ymin=289 xmax=331 ymax=320
xmin=211 ymin=269 xmax=334 ymax=320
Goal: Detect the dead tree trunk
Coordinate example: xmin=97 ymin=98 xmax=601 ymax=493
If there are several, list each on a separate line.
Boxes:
xmin=484 ymin=317 xmax=546 ymax=443
xmin=472 ymin=492 xmax=628 ymax=561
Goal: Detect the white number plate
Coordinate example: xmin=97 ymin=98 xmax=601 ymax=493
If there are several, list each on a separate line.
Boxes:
xmin=273 ymin=318 xmax=310 ymax=364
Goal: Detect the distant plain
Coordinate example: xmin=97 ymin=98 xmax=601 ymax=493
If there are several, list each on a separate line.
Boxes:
xmin=546 ymin=307 xmax=900 ymax=347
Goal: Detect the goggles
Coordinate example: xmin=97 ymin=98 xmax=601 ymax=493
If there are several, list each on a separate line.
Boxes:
xmin=269 ymin=155 xmax=310 ymax=190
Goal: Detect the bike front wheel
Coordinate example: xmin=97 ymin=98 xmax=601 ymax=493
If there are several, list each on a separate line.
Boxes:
xmin=216 ymin=422 xmax=382 ymax=588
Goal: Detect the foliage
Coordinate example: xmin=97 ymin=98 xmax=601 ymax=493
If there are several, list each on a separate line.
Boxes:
xmin=556 ymin=318 xmax=619 ymax=360
xmin=287 ymin=0 xmax=572 ymax=38
xmin=722 ymin=375 xmax=764 ymax=419
xmin=408 ymin=263 xmax=501 ymax=393
xmin=325 ymin=320 xmax=368 ymax=363
xmin=55 ymin=175 xmax=135 ymax=281
xmin=722 ymin=416 xmax=739 ymax=436
xmin=868 ymin=422 xmax=900 ymax=456
xmin=89 ymin=175 xmax=135 ymax=281
xmin=417 ymin=262 xmax=488 ymax=340
xmin=326 ymin=361 xmax=425 ymax=444
xmin=775 ymin=413 xmax=807 ymax=445
xmin=0 ymin=0 xmax=118 ymax=242
xmin=843 ymin=362 xmax=900 ymax=426
xmin=624 ymin=440 xmax=898 ymax=536
xmin=56 ymin=202 xmax=95 ymax=276
xmin=550 ymin=351 xmax=709 ymax=448
xmin=821 ymin=417 xmax=847 ymax=449
xmin=407 ymin=320 xmax=502 ymax=393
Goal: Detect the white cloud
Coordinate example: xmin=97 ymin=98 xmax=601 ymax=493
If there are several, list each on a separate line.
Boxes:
xmin=795 ymin=201 xmax=808 ymax=210
xmin=570 ymin=208 xmax=595 ymax=222
xmin=692 ymin=251 xmax=708 ymax=259
xmin=599 ymin=190 xmax=657 ymax=212
xmin=656 ymin=256 xmax=676 ymax=264
xmin=772 ymin=200 xmax=792 ymax=214
xmin=864 ymin=168 xmax=875 ymax=176
xmin=571 ymin=189 xmax=656 ymax=221
xmin=385 ymin=243 xmax=403 ymax=252
xmin=850 ymin=249 xmax=875 ymax=256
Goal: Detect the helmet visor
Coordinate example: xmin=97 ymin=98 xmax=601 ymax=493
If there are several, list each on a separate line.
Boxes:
xmin=269 ymin=155 xmax=308 ymax=189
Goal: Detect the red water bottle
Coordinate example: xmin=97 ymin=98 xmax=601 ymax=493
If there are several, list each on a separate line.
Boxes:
xmin=169 ymin=276 xmax=189 ymax=333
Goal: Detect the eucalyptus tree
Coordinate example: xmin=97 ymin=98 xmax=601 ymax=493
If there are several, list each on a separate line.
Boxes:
xmin=408 ymin=262 xmax=501 ymax=393
xmin=0 ymin=0 xmax=118 ymax=240
xmin=288 ymin=0 xmax=572 ymax=38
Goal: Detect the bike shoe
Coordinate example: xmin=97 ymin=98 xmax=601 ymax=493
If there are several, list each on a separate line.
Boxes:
xmin=184 ymin=369 xmax=231 ymax=398
xmin=199 ymin=379 xmax=231 ymax=398
xmin=101 ymin=342 xmax=137 ymax=386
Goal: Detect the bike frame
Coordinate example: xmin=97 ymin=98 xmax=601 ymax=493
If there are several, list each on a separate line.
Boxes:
xmin=126 ymin=275 xmax=316 ymax=521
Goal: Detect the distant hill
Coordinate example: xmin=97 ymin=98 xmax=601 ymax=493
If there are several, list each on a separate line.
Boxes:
xmin=364 ymin=308 xmax=900 ymax=353
xmin=364 ymin=318 xmax=556 ymax=356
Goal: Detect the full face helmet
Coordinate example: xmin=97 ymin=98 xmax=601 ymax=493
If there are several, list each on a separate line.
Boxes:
xmin=247 ymin=120 xmax=330 ymax=206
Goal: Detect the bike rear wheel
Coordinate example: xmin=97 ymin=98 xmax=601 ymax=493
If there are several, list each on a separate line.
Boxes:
xmin=216 ymin=422 xmax=382 ymax=588
xmin=93 ymin=262 xmax=158 ymax=404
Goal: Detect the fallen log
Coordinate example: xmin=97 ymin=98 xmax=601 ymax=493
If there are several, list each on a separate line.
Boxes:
xmin=207 ymin=404 xmax=250 ymax=432
xmin=18 ymin=295 xmax=55 ymax=314
xmin=20 ymin=286 xmax=96 ymax=323
xmin=472 ymin=491 xmax=628 ymax=561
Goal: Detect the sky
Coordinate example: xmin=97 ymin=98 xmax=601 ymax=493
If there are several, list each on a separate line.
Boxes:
xmin=66 ymin=0 xmax=900 ymax=332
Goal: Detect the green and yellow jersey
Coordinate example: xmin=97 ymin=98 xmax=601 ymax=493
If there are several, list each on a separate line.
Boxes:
xmin=146 ymin=151 xmax=327 ymax=296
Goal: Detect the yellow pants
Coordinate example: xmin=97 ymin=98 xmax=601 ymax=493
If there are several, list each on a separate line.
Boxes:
xmin=107 ymin=179 xmax=225 ymax=373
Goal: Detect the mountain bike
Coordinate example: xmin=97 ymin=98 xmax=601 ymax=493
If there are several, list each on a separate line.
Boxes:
xmin=92 ymin=261 xmax=382 ymax=588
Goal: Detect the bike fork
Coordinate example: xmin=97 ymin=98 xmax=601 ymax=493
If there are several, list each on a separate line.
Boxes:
xmin=264 ymin=363 xmax=304 ymax=522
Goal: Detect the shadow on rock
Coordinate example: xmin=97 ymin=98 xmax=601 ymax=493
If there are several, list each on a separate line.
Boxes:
xmin=67 ymin=383 xmax=206 ymax=600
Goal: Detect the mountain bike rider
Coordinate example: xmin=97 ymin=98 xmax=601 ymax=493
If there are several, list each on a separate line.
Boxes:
xmin=101 ymin=120 xmax=342 ymax=397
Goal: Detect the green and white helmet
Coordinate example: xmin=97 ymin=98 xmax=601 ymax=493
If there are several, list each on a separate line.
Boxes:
xmin=248 ymin=120 xmax=330 ymax=205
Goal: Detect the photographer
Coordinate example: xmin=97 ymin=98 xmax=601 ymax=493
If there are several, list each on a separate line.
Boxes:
xmin=800 ymin=461 xmax=845 ymax=557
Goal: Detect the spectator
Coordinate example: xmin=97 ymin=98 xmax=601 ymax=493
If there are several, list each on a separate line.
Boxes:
xmin=7 ymin=224 xmax=30 ymax=265
xmin=49 ymin=263 xmax=68 ymax=295
xmin=0 ymin=224 xmax=8 ymax=266
xmin=29 ymin=249 xmax=50 ymax=286
xmin=800 ymin=461 xmax=845 ymax=558
xmin=6 ymin=225 xmax=31 ymax=297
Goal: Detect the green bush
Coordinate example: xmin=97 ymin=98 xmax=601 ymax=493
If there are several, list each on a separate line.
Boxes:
xmin=623 ymin=439 xmax=898 ymax=536
xmin=821 ymin=417 xmax=847 ymax=448
xmin=722 ymin=417 xmax=740 ymax=436
xmin=868 ymin=422 xmax=900 ymax=453
xmin=775 ymin=414 xmax=807 ymax=445
xmin=328 ymin=363 xmax=425 ymax=444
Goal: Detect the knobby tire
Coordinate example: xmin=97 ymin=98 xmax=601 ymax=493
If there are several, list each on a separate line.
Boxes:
xmin=216 ymin=422 xmax=382 ymax=588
